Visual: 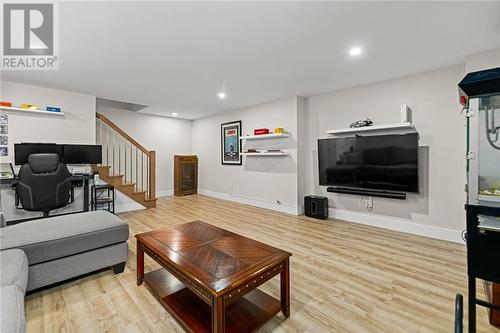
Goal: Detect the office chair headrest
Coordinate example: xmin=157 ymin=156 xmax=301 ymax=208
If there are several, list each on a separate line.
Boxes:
xmin=28 ymin=153 xmax=60 ymax=173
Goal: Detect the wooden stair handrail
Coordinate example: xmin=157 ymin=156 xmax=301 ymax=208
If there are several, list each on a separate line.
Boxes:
xmin=96 ymin=113 xmax=150 ymax=156
xmin=96 ymin=112 xmax=156 ymax=200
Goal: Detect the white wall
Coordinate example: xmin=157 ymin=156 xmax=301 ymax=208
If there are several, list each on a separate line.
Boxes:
xmin=96 ymin=105 xmax=192 ymax=196
xmin=0 ymin=81 xmax=96 ymax=220
xmin=192 ymin=96 xmax=301 ymax=214
xmin=305 ymin=64 xmax=467 ymax=241
xmin=0 ymin=81 xmax=96 ymax=163
xmin=465 ymin=48 xmax=500 ymax=73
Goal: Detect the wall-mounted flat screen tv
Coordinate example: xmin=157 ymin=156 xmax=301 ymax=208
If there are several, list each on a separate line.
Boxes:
xmin=318 ymin=133 xmax=419 ymax=193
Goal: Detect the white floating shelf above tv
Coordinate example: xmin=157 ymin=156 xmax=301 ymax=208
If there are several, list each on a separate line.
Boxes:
xmin=0 ymin=106 xmax=64 ymax=116
xmin=239 ymin=133 xmax=289 ymax=140
xmin=241 ymin=152 xmax=289 ymax=156
xmin=326 ymin=122 xmax=415 ymax=135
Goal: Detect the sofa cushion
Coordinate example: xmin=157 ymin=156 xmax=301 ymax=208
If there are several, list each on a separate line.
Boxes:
xmin=0 ymin=211 xmax=129 ymax=265
xmin=0 ymin=285 xmax=25 ymax=333
xmin=0 ymin=249 xmax=28 ymax=294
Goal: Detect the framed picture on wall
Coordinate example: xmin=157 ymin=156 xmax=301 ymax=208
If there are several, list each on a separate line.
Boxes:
xmin=0 ymin=146 xmax=7 ymax=156
xmin=0 ymin=114 xmax=7 ymax=124
xmin=221 ymin=120 xmax=242 ymax=165
xmin=0 ymin=125 xmax=7 ymax=135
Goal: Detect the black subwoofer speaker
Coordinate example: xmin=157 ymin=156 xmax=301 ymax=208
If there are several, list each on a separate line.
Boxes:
xmin=304 ymin=195 xmax=328 ymax=220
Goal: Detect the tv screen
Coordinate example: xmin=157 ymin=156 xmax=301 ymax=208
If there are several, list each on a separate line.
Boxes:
xmin=14 ymin=143 xmax=63 ymax=165
xmin=63 ymin=144 xmax=102 ymax=164
xmin=318 ymin=133 xmax=419 ymax=193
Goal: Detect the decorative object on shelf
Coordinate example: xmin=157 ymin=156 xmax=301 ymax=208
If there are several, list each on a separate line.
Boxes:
xmin=349 ymin=118 xmax=373 ymax=128
xmin=245 ymin=149 xmax=260 ymax=153
xmin=46 ymin=106 xmax=61 ymax=113
xmin=174 ymin=155 xmax=198 ymax=196
xmin=0 ymin=125 xmax=7 ymax=135
xmin=91 ymin=184 xmax=115 ymax=214
xmin=274 ymin=127 xmax=285 ymax=134
xmin=20 ymin=104 xmax=38 ymax=110
xmin=0 ymin=102 xmax=12 ymax=107
xmin=221 ymin=120 xmax=242 ymax=165
xmin=401 ymin=104 xmax=412 ymax=123
xmin=253 ymin=128 xmax=270 ymax=135
xmin=326 ymin=122 xmax=414 ymax=135
xmin=0 ymin=114 xmax=7 ymax=124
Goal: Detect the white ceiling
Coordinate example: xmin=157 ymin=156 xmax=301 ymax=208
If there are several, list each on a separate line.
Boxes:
xmin=2 ymin=1 xmax=500 ymax=119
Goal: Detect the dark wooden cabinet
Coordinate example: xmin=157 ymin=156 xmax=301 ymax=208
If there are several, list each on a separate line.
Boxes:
xmin=174 ymin=155 xmax=198 ymax=196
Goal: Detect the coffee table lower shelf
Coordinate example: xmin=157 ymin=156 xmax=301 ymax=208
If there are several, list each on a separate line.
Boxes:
xmin=144 ymin=269 xmax=281 ymax=333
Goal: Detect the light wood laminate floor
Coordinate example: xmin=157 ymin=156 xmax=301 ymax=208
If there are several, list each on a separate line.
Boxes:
xmin=26 ymin=195 xmax=498 ymax=332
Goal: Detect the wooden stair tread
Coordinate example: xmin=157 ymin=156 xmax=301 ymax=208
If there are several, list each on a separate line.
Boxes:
xmin=133 ymin=190 xmax=147 ymax=195
xmin=121 ymin=182 xmax=135 ymax=187
xmin=108 ymin=174 xmax=124 ymax=178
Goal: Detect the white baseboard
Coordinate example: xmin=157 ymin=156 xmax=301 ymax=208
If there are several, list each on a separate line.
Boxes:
xmin=157 ymin=190 xmax=174 ymax=197
xmin=199 ymin=189 xmax=301 ymax=215
xmin=177 ymin=189 xmax=463 ymax=243
xmin=329 ymin=208 xmax=464 ymax=244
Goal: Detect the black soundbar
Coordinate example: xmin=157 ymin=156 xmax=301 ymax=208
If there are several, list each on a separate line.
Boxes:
xmin=326 ymin=187 xmax=406 ymax=200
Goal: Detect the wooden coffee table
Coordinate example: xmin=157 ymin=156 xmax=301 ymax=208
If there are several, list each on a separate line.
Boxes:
xmin=135 ymin=221 xmax=292 ymax=333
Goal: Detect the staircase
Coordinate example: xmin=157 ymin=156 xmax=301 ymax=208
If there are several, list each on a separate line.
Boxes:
xmin=94 ymin=113 xmax=156 ymax=209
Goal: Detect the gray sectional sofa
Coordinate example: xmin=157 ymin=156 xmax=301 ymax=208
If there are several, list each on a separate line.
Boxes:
xmin=0 ymin=211 xmax=129 ymax=333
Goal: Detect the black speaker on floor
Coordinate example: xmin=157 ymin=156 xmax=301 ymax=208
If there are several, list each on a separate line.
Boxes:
xmin=304 ymin=195 xmax=328 ymax=220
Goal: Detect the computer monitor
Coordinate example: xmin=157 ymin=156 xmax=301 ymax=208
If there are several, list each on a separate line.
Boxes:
xmin=14 ymin=143 xmax=63 ymax=165
xmin=63 ymin=144 xmax=102 ymax=164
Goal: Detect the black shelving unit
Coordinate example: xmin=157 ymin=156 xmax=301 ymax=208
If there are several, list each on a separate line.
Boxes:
xmin=466 ymin=204 xmax=500 ymax=332
xmin=91 ymin=184 xmax=115 ymax=214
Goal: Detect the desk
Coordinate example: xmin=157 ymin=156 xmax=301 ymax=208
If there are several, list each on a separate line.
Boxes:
xmin=1 ymin=174 xmax=95 ymax=225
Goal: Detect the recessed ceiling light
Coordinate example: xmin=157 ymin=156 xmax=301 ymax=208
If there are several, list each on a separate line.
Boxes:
xmin=172 ymin=112 xmax=178 ymax=117
xmin=349 ymin=46 xmax=362 ymax=57
xmin=218 ymin=92 xmax=227 ymax=100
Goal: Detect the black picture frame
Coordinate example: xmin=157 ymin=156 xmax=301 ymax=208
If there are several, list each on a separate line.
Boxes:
xmin=221 ymin=120 xmax=242 ymax=165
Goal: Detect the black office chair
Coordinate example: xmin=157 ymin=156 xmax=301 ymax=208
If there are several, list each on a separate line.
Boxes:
xmin=15 ymin=153 xmax=72 ymax=217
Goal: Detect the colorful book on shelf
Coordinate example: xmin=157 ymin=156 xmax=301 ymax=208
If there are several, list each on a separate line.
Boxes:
xmin=20 ymin=104 xmax=38 ymax=110
xmin=46 ymin=106 xmax=61 ymax=112
xmin=253 ymin=128 xmax=270 ymax=135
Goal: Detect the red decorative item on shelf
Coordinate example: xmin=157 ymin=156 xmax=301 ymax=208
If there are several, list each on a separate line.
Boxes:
xmin=0 ymin=101 xmax=12 ymax=107
xmin=253 ymin=128 xmax=270 ymax=135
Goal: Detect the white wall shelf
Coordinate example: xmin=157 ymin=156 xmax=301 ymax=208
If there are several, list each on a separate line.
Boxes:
xmin=0 ymin=106 xmax=64 ymax=116
xmin=241 ymin=152 xmax=289 ymax=156
xmin=240 ymin=133 xmax=289 ymax=140
xmin=326 ymin=122 xmax=414 ymax=135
